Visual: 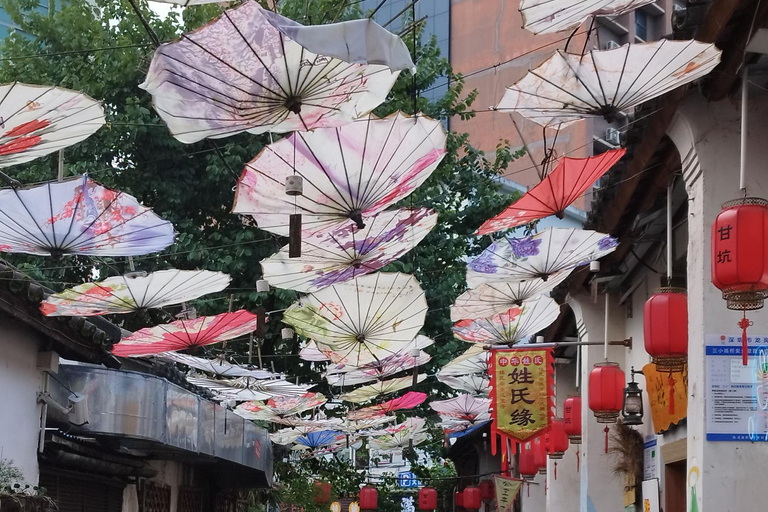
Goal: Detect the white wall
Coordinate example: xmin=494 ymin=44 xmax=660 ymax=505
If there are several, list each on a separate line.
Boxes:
xmin=0 ymin=317 xmax=44 ymax=486
xmin=546 ymin=362 xmax=579 ymax=512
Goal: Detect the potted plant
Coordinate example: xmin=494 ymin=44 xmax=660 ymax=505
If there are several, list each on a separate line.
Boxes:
xmin=0 ymin=459 xmax=57 ymax=511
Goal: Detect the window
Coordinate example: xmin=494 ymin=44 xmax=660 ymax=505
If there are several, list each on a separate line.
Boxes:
xmin=635 ymin=10 xmax=648 ymax=41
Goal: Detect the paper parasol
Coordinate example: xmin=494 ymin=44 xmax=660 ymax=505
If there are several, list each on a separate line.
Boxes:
xmin=186 ymin=376 xmax=312 ymax=401
xmin=452 ymin=297 xmax=561 ymax=346
xmin=233 ymin=112 xmax=446 ymax=236
xmin=430 ymin=394 xmax=491 ymax=422
xmin=368 ymin=418 xmax=428 ymax=449
xmin=282 ymin=273 xmax=429 ymax=366
xmin=325 ymin=351 xmax=431 ymax=387
xmin=520 ymin=0 xmax=655 ymax=34
xmin=496 ymin=40 xmax=721 ymax=127
xmin=437 ymin=374 xmax=490 ymax=396
xmin=339 ymin=374 xmax=426 ymax=403
xmin=338 ymin=416 xmax=395 ymax=433
xmin=261 ymin=208 xmax=437 ymax=292
xmin=158 ymin=352 xmax=279 ymax=379
xmin=451 ymin=271 xmax=571 ymax=322
xmin=111 ymin=310 xmax=259 ymax=357
xmin=141 ymin=1 xmax=413 ymax=143
xmin=476 ymin=149 xmax=625 ymax=234
xmin=41 ymin=269 xmax=230 ymax=316
xmin=299 ymin=340 xmax=329 ymax=362
xmin=467 ymin=228 xmax=618 ymax=287
xmin=235 ymin=392 xmax=327 ymax=424
xmin=293 ymin=430 xmax=345 ymax=449
xmin=0 ymin=83 xmax=104 ymax=168
xmin=440 ymin=345 xmax=490 ymax=376
xmin=346 ymin=391 xmax=427 ymax=420
xmin=0 ymin=175 xmax=175 ymax=258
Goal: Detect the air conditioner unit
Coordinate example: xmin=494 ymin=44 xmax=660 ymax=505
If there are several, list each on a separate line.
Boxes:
xmin=605 ymin=127 xmax=621 ymax=146
xmin=603 ymin=40 xmax=621 ymax=50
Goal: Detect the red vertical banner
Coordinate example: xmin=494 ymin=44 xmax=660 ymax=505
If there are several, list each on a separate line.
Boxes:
xmin=489 ymin=348 xmax=555 ymax=454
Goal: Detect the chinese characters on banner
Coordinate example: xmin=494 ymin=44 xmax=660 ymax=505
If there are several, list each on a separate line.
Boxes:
xmin=489 ymin=348 xmax=554 ymax=456
xmin=642 ymin=363 xmax=687 ymax=434
xmin=493 ymin=475 xmax=523 ymax=512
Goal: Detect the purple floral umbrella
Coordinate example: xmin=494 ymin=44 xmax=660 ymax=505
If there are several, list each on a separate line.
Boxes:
xmin=467 ymin=228 xmax=618 ymax=288
xmin=261 ymin=208 xmax=437 ymax=293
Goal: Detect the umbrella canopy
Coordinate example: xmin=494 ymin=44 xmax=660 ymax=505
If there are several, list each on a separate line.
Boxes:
xmin=338 ymin=416 xmax=395 ymax=433
xmin=466 ymin=228 xmax=618 ymax=287
xmin=339 ymin=374 xmax=427 ymax=403
xmin=325 ymin=351 xmax=431 ymax=386
xmin=274 ymin=418 xmax=345 ymax=435
xmin=440 ymin=345 xmax=490 ymax=376
xmin=294 ymin=430 xmax=345 ymax=449
xmin=271 ymin=429 xmax=303 ymax=446
xmin=366 ymin=417 xmax=426 ymax=436
xmin=299 ymin=340 xmax=329 ymax=362
xmin=520 ymin=0 xmax=655 ymax=34
xmin=232 ymin=112 xmax=446 ymax=236
xmin=262 ymin=208 xmax=437 ymax=292
xmin=437 ymin=374 xmax=490 ymax=396
xmin=496 ymin=40 xmax=721 ymax=127
xmin=368 ymin=418 xmax=428 ymax=449
xmin=0 ymin=175 xmax=175 ymax=258
xmin=452 ymin=297 xmax=561 ymax=346
xmin=159 ymin=352 xmax=279 ymax=379
xmin=141 ymin=1 xmax=413 ymax=143
xmin=282 ymin=273 xmax=429 ymax=366
xmin=347 ymin=391 xmax=428 ymax=420
xmin=235 ymin=392 xmax=327 ymax=423
xmin=443 ymin=419 xmax=491 ymax=435
xmin=430 ymin=394 xmax=491 ymax=422
xmin=186 ymin=376 xmax=312 ymax=401
xmin=319 ymin=335 xmax=433 ymax=367
xmin=40 ymin=269 xmax=230 ymax=316
xmin=476 ymin=149 xmax=626 ymax=235
xmin=451 ymin=271 xmax=571 ymax=322
xmin=0 ymin=83 xmax=104 ymax=168
xmin=111 ymin=310 xmax=259 ymax=357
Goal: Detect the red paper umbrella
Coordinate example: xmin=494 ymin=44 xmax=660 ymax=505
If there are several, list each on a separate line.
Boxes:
xmin=347 ymin=391 xmax=427 ymax=420
xmin=477 ymin=149 xmax=625 ymax=235
xmin=112 ymin=310 xmax=259 ymax=356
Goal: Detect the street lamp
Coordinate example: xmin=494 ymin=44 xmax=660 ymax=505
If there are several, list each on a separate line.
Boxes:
xmin=622 ymin=367 xmax=644 ymax=426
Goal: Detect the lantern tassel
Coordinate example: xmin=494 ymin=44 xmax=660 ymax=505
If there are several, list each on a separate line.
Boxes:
xmin=527 ymin=482 xmax=530 ymax=498
xmin=668 ymin=373 xmax=675 ymax=415
xmin=604 ymin=426 xmax=609 ymax=454
xmin=576 ymin=448 xmax=580 ymax=472
xmin=739 ymin=310 xmax=751 ymax=366
xmin=554 ymin=461 xmax=557 ymax=480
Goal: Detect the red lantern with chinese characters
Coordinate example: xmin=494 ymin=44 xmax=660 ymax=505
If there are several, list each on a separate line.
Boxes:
xmin=359 ymin=486 xmax=377 ymax=510
xmin=644 ymin=288 xmax=688 ymax=372
xmin=545 ymin=419 xmax=569 ymax=459
xmin=479 ymin=480 xmax=494 ymax=501
xmin=588 ymin=362 xmax=625 ymax=423
xmin=563 ymin=396 xmax=582 ymax=444
xmin=455 ymin=491 xmax=464 ymax=509
xmin=462 ymin=487 xmax=481 ymax=510
xmin=533 ymin=436 xmax=547 ymax=474
xmin=419 ymin=487 xmax=438 ymax=511
xmin=313 ymin=482 xmax=331 ymax=504
xmin=712 ymin=197 xmax=768 ymax=365
xmin=519 ymin=445 xmax=538 ymax=480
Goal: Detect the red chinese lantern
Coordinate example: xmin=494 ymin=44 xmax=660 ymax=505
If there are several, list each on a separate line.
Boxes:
xmin=588 ymin=362 xmax=625 ymax=423
xmin=454 ymin=491 xmax=464 ymax=509
xmin=419 ymin=487 xmax=438 ymax=511
xmin=479 ymin=480 xmax=494 ymax=501
xmin=532 ymin=436 xmax=547 ymax=474
xmin=563 ymin=396 xmax=582 ymax=444
xmin=519 ymin=445 xmax=538 ymax=480
xmin=313 ymin=482 xmax=331 ymax=504
xmin=644 ymin=288 xmax=688 ymax=372
xmin=462 ymin=487 xmax=481 ymax=510
xmin=359 ymin=486 xmax=377 ymax=510
xmin=545 ymin=419 xmax=569 ymax=459
xmin=712 ymin=197 xmax=768 ymax=365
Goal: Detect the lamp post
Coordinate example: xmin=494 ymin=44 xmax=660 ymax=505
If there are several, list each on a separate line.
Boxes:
xmin=622 ymin=367 xmax=645 ymax=426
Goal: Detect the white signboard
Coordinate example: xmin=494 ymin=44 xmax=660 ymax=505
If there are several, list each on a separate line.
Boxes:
xmin=705 ymin=334 xmax=768 ymax=441
xmin=641 ymin=480 xmax=660 ymax=512
xmin=643 ymin=437 xmax=658 ymax=480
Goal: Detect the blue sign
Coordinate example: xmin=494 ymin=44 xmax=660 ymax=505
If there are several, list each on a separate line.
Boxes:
xmin=398 ymin=471 xmax=420 ymax=488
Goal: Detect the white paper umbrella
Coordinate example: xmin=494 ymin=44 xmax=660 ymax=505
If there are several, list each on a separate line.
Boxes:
xmin=326 ymin=351 xmax=431 ymax=387
xmin=262 ymin=208 xmax=437 ymax=292
xmin=271 ymin=429 xmax=303 ymax=445
xmin=370 ymin=432 xmax=429 ymax=450
xmin=141 ymin=1 xmax=413 ymax=143
xmin=430 ymin=394 xmax=491 ymax=422
xmin=233 ymin=112 xmax=446 ymax=236
xmin=453 ymin=297 xmax=561 ymax=346
xmin=41 ymin=269 xmax=230 ymax=317
xmin=158 ymin=352 xmax=279 ymax=379
xmin=339 ymin=374 xmax=427 ymax=403
xmin=437 ymin=374 xmax=490 ymax=396
xmin=440 ymin=345 xmax=490 ymax=376
xmin=299 ymin=340 xmax=330 ymax=362
xmin=520 ymin=0 xmax=655 ymax=34
xmin=0 ymin=83 xmax=104 ymax=169
xmin=319 ymin=335 xmax=433 ymax=367
xmin=338 ymin=416 xmax=396 ymax=433
xmin=282 ymin=273 xmax=429 ymax=366
xmin=186 ymin=376 xmax=312 ymax=401
xmin=496 ymin=40 xmax=721 ymax=127
xmin=269 ymin=418 xmax=343 ymax=434
xmin=467 ymin=228 xmax=618 ymax=287
xmin=234 ymin=392 xmax=327 ymax=424
xmin=451 ymin=270 xmax=571 ymax=322
xmin=366 ymin=417 xmax=427 ymax=437
xmin=0 ymin=175 xmax=175 ymax=258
